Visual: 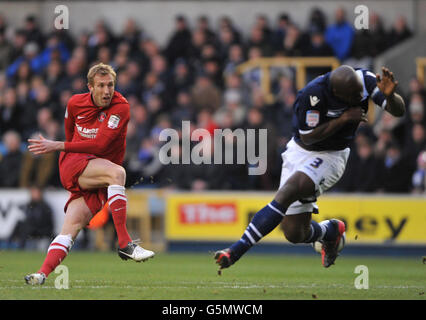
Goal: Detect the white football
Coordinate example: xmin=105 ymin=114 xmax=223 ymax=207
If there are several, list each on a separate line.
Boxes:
xmin=313 ymin=232 xmax=346 ymax=253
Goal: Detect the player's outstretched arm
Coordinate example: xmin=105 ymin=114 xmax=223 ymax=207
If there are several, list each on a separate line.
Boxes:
xmin=28 ymin=134 xmax=65 ymax=155
xmin=376 ymin=67 xmax=405 ymax=117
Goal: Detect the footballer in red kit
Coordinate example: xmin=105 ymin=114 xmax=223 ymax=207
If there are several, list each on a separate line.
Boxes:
xmin=59 ymin=90 xmax=129 ymax=214
xmin=24 ymin=63 xmax=155 ymax=286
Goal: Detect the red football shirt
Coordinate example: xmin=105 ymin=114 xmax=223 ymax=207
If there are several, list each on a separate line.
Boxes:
xmin=63 ymin=91 xmax=130 ymax=165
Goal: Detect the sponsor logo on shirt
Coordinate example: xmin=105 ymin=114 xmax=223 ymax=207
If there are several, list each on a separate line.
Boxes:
xmin=306 ymin=110 xmax=320 ymax=127
xmin=75 ymin=123 xmax=98 ymax=139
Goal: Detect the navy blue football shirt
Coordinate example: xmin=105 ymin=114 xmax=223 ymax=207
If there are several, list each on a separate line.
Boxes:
xmin=292 ymin=69 xmax=387 ymax=151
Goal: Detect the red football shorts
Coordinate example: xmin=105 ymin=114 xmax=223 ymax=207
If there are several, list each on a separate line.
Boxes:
xmin=59 ymin=152 xmax=107 ymax=215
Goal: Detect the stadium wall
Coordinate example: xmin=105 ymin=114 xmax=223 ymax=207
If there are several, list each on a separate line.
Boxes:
xmin=1 ymin=0 xmax=421 ymax=45
xmin=1 ymin=189 xmax=425 ymax=255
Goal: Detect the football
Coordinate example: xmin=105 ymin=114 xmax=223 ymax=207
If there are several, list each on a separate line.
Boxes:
xmin=313 ymin=232 xmax=346 ymax=253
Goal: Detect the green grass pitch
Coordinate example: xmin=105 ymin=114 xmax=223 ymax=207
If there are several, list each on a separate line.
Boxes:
xmin=0 ymin=250 xmax=424 ymax=300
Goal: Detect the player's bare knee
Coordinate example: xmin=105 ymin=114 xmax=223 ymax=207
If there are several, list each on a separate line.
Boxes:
xmin=108 ymin=165 xmax=126 ymax=186
xmin=281 ymin=220 xmax=310 ymax=244
xmin=283 ymin=228 xmax=306 ymax=244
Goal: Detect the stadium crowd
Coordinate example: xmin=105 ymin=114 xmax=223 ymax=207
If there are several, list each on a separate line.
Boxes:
xmin=0 ymin=7 xmax=424 ymax=194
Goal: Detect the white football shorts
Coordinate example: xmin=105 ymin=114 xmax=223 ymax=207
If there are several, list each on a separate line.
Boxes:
xmin=279 ymin=138 xmax=350 ymax=215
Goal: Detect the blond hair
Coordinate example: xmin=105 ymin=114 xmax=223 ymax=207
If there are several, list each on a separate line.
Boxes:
xmin=87 ymin=63 xmax=116 ymax=86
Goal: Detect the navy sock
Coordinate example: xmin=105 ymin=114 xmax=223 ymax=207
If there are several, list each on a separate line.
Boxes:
xmin=230 ymin=200 xmax=285 ymax=261
xmin=304 ymin=220 xmax=325 ymax=243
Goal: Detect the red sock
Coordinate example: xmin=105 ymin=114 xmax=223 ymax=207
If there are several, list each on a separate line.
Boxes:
xmin=39 ymin=235 xmax=72 ymax=277
xmin=108 ymin=185 xmax=132 ymax=248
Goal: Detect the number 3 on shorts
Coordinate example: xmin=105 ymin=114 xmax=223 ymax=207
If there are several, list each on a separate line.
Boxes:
xmin=310 ymin=157 xmax=323 ymax=168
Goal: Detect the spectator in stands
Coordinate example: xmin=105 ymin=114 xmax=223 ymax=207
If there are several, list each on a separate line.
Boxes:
xmin=218 ymin=25 xmax=239 ymax=62
xmin=373 ymin=109 xmax=406 ymax=148
xmin=272 ymin=13 xmax=291 ymax=53
xmin=118 ymin=18 xmax=142 ymax=55
xmin=0 ymin=87 xmax=22 ymax=135
xmin=407 ymin=93 xmax=425 ymax=126
xmin=185 ymin=140 xmax=227 ymax=191
xmin=44 ymin=58 xmax=69 ymax=98
xmin=145 ymin=94 xmax=165 ymax=124
xmin=376 ymin=142 xmax=415 ymax=193
xmin=307 ymin=8 xmax=327 ymax=34
xmin=374 ymin=128 xmax=393 ymax=159
xmin=19 ymin=131 xmax=57 ymax=188
xmin=87 ymin=20 xmax=116 ymax=62
xmin=325 ymin=7 xmax=354 ymax=61
xmin=275 ymin=76 xmax=296 ymax=142
xmin=224 ymin=72 xmax=250 ymax=107
xmin=405 ymin=123 xmax=426 ymax=169
xmin=0 ymin=13 xmax=12 ymax=40
xmin=6 ymin=41 xmax=40 ymax=80
xmin=303 ymin=25 xmax=334 ymax=57
xmin=10 ymin=29 xmax=27 ymax=63
xmin=341 ymin=134 xmax=381 ymax=192
xmin=141 ymin=71 xmax=165 ymax=106
xmin=202 ymin=57 xmax=223 ymax=89
xmin=255 ymin=14 xmax=272 ymax=42
xmin=388 ymin=15 xmax=412 ymax=48
xmin=171 ymin=90 xmax=195 ymax=127
xmin=23 ymin=15 xmax=44 ymax=48
xmin=412 ymin=150 xmax=426 ymax=194
xmin=190 ymin=72 xmax=222 ymax=112
xmin=47 ymin=24 xmax=75 ymax=54
xmin=196 ymin=108 xmax=219 ymax=136
xmin=188 ymin=28 xmax=208 ymax=68
xmin=10 ymin=60 xmax=33 ymax=87
xmin=169 ymin=58 xmax=194 ymax=100
xmin=0 ymin=27 xmax=13 ymax=71
xmin=8 ymin=185 xmax=54 ymax=249
xmin=115 ymin=68 xmax=138 ymax=97
xmin=281 ymin=23 xmax=304 ymax=56
xmin=0 ymin=72 xmax=5 ymax=93
xmin=16 ymin=81 xmax=30 ymax=107
xmin=33 ymin=33 xmax=71 ymax=73
xmin=165 ymin=15 xmax=192 ymax=65
xmin=244 ymin=107 xmax=278 ymax=190
xmin=196 ymin=15 xmax=217 ymax=46
xmin=350 ymin=12 xmax=389 ymax=66
xmin=223 ymin=43 xmax=245 ymax=75
xmin=0 ymin=130 xmax=23 ymax=187
xmin=247 ymin=25 xmax=273 ymax=57
xmin=112 ymin=42 xmax=130 ymax=72
xmin=218 ymin=16 xmax=242 ymax=45
xmin=214 ymin=89 xmax=246 ymax=128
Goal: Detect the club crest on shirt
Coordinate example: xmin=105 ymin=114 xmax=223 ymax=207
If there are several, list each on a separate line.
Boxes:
xmin=98 ymin=111 xmax=107 ymax=122
xmin=108 ymin=114 xmax=120 ymax=129
xmin=306 ymin=110 xmax=320 ymax=127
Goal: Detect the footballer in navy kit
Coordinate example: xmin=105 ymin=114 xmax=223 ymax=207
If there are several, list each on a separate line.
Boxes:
xmin=215 ymin=65 xmax=405 ymax=271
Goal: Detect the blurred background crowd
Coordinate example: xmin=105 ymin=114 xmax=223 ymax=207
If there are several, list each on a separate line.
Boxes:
xmin=0 ymin=6 xmax=425 ymax=194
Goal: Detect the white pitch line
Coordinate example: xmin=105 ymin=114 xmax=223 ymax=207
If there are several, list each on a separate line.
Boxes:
xmin=1 ymin=284 xmax=424 ymax=290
